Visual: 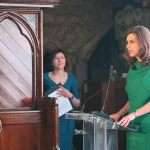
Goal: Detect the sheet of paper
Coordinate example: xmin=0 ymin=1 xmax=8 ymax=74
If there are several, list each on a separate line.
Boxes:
xmin=48 ymin=89 xmax=73 ymax=117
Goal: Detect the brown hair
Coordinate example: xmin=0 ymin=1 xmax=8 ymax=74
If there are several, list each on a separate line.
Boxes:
xmin=123 ymin=26 xmax=150 ymax=68
xmin=43 ymin=48 xmax=71 ymax=72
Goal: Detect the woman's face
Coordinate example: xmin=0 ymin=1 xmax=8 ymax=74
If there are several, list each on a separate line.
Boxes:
xmin=126 ymin=33 xmax=142 ymax=60
xmin=52 ymin=52 xmax=66 ymax=70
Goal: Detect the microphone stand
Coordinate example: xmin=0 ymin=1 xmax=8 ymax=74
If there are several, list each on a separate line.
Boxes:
xmin=101 ymin=75 xmax=112 ymax=113
xmin=97 ymin=75 xmax=112 ymax=120
xmin=91 ymin=65 xmax=114 ymax=120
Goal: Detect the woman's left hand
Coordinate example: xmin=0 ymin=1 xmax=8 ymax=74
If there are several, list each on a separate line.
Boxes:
xmin=57 ymin=86 xmax=73 ymax=99
xmin=118 ymin=112 xmax=136 ymax=127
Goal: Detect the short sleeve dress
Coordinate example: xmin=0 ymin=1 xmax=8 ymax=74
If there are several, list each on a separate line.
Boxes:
xmin=43 ymin=72 xmax=80 ymax=150
xmin=126 ymin=61 xmax=150 ymax=150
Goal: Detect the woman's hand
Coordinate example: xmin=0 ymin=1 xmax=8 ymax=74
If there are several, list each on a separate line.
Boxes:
xmin=110 ymin=102 xmax=130 ymax=122
xmin=57 ymin=86 xmax=80 ymax=107
xmin=118 ymin=112 xmax=136 ymax=127
xmin=57 ymin=86 xmax=73 ymax=99
xmin=110 ymin=112 xmax=121 ymax=122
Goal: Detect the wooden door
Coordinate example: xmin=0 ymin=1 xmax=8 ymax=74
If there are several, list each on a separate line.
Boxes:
xmin=0 ymin=10 xmax=58 ymax=150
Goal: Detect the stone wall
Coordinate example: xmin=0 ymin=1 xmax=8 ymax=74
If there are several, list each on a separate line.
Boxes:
xmin=43 ymin=0 xmax=114 ymax=63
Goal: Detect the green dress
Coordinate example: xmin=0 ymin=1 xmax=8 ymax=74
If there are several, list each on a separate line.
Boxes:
xmin=126 ymin=61 xmax=150 ymax=150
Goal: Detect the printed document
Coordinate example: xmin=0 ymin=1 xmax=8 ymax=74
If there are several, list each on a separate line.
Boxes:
xmin=48 ymin=88 xmax=73 ymax=117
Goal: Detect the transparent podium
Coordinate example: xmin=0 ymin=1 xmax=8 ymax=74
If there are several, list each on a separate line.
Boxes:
xmin=66 ymin=111 xmax=138 ymax=150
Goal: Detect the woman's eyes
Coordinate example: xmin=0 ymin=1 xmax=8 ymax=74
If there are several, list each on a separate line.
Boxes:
xmin=130 ymin=40 xmax=135 ymax=43
xmin=126 ymin=40 xmax=135 ymax=45
xmin=54 ymin=57 xmax=65 ymax=60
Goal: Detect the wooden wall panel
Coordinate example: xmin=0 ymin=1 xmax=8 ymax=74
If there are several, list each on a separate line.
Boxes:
xmin=0 ymin=102 xmax=59 ymax=150
xmin=80 ymin=80 xmax=103 ymax=112
xmin=0 ymin=111 xmax=42 ymax=150
xmin=101 ymin=78 xmax=128 ymax=115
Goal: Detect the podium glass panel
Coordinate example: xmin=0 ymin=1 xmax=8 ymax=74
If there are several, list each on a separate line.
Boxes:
xmin=66 ymin=112 xmax=138 ymax=150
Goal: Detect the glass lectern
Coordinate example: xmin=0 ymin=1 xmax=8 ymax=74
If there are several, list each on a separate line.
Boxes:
xmin=66 ymin=112 xmax=138 ymax=150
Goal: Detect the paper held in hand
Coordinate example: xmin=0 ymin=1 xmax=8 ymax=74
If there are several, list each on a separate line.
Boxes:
xmin=48 ymin=88 xmax=73 ymax=117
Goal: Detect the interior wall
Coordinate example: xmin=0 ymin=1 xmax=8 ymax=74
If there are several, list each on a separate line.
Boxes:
xmin=43 ymin=0 xmax=150 ymax=86
xmin=88 ymin=1 xmax=145 ymax=80
xmin=43 ymin=0 xmax=114 ymax=61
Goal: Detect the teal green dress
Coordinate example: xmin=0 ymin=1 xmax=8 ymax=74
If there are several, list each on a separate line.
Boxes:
xmin=43 ymin=72 xmax=80 ymax=150
xmin=126 ymin=61 xmax=150 ymax=150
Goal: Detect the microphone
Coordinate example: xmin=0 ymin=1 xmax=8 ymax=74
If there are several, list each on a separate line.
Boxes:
xmin=109 ymin=65 xmax=117 ymax=81
xmin=44 ymin=82 xmax=62 ymax=96
xmin=56 ymin=82 xmax=63 ymax=88
xmin=109 ymin=65 xmax=114 ymax=80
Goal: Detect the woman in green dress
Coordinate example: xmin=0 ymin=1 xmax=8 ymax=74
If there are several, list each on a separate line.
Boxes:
xmin=110 ymin=26 xmax=150 ymax=150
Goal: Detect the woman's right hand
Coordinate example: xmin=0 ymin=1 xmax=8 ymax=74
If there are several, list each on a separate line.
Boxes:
xmin=110 ymin=102 xmax=130 ymax=122
xmin=110 ymin=112 xmax=121 ymax=122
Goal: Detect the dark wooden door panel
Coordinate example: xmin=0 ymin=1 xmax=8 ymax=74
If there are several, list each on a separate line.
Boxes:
xmin=0 ymin=99 xmax=59 ymax=150
xmin=1 ymin=124 xmax=40 ymax=150
xmin=0 ymin=111 xmax=46 ymax=150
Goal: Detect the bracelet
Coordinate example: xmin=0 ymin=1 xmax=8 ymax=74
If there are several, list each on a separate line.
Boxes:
xmin=69 ymin=95 xmax=74 ymax=101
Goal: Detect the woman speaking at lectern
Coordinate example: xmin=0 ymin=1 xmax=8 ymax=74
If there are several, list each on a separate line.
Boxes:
xmin=110 ymin=26 xmax=150 ymax=150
